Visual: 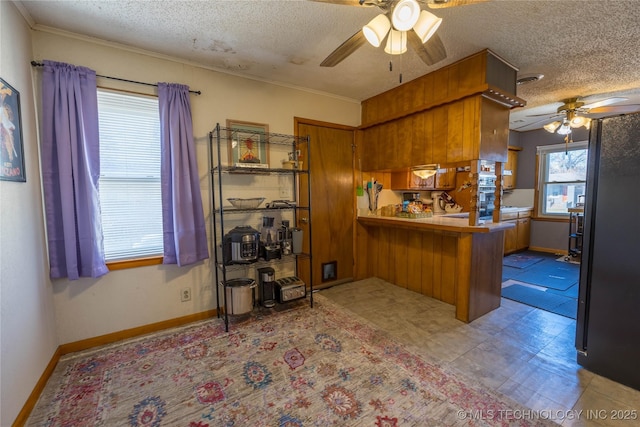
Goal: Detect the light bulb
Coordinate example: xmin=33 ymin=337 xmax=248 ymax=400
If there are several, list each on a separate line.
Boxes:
xmin=363 ymin=14 xmax=391 ymax=48
xmin=384 ymin=29 xmax=407 ymax=55
xmin=570 ymin=116 xmax=590 ymax=128
xmin=391 ymin=0 xmax=421 ymax=31
xmin=544 ymin=121 xmax=561 ymax=133
xmin=557 ymin=120 xmax=572 ymax=135
xmin=413 ymin=10 xmax=442 ymax=43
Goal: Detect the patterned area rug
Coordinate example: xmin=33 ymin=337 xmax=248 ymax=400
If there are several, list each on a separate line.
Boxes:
xmin=28 ymin=295 xmax=555 ymax=426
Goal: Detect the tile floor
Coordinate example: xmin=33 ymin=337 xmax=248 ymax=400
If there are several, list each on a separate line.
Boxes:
xmin=319 ymin=278 xmax=640 ymax=427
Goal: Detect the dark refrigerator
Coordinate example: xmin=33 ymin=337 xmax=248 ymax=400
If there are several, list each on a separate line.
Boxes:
xmin=575 ymin=113 xmax=640 ymax=391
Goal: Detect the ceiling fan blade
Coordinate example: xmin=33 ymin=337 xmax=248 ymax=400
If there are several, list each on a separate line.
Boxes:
xmin=320 ymin=29 xmax=368 ymax=67
xmin=527 ymin=111 xmax=564 ymax=118
xmin=307 ymin=0 xmax=380 ymax=6
xmin=585 ymin=104 xmax=640 ymax=115
xmin=512 ymin=116 xmax=559 ymax=131
xmin=581 ymin=97 xmax=628 ymax=110
xmin=408 ymin=31 xmax=446 ymax=66
xmin=427 ymin=0 xmax=487 ymax=9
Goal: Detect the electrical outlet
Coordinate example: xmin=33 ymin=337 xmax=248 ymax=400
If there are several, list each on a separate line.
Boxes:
xmin=181 ymin=287 xmax=191 ymax=302
xmin=279 ymin=186 xmax=291 ymax=199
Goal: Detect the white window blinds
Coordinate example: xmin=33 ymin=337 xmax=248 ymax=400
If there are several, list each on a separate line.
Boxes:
xmin=97 ymin=89 xmax=163 ymax=261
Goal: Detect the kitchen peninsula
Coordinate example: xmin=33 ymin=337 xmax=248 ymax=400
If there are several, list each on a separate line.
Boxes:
xmin=355 ymin=49 xmax=525 ymax=322
xmin=356 ymin=214 xmax=513 ymax=322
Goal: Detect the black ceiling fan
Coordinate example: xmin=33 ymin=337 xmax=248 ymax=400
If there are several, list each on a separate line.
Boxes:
xmin=311 ymin=0 xmax=486 ymax=67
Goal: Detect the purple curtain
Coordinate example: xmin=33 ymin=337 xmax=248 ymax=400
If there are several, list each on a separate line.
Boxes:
xmin=158 ymin=83 xmax=209 ymax=266
xmin=41 ymin=60 xmax=108 ymax=280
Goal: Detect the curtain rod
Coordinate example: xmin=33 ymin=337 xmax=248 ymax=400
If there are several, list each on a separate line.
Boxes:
xmin=30 ymin=61 xmax=201 ymax=95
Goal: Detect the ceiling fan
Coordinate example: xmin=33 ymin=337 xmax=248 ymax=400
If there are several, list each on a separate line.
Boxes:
xmin=312 ymin=0 xmax=486 ymax=67
xmin=524 ymin=97 xmax=640 ymax=135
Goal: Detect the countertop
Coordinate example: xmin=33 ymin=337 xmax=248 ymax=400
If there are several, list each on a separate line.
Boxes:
xmin=357 ymin=213 xmax=515 ymax=234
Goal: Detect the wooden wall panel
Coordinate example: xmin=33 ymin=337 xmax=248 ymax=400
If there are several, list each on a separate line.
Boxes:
xmin=455 ymin=233 xmax=473 ymax=322
xmin=432 ymin=106 xmax=448 ymax=164
xmin=479 ymin=98 xmax=510 ymax=162
xmin=377 ymin=227 xmax=391 ymax=282
xmin=432 ymin=68 xmax=449 ymax=101
xmin=411 ymin=114 xmax=426 ymax=165
xmin=440 ymin=234 xmax=458 ymax=305
xmin=366 ymin=227 xmax=380 ymax=279
xmin=391 ymin=230 xmax=409 ymax=288
xmin=422 ymin=72 xmax=435 ymax=105
xmin=408 ymin=77 xmax=425 ymax=111
xmin=447 ymin=62 xmax=460 ymax=98
xmin=467 ymin=231 xmax=503 ymax=320
xmin=397 ymin=117 xmax=413 ymax=167
xmin=420 ymin=231 xmax=435 ymax=297
xmin=462 ymin=96 xmax=481 ymax=161
xmin=458 ymin=52 xmax=486 ymax=94
xmin=447 ymin=100 xmax=465 ymax=163
xmin=406 ymin=231 xmax=423 ymax=294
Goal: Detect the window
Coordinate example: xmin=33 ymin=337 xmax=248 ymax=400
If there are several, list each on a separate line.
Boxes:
xmin=97 ymin=90 xmax=163 ymax=261
xmin=537 ymin=141 xmax=588 ymax=217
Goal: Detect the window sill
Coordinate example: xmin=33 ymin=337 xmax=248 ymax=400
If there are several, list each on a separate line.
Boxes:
xmin=107 ymin=256 xmax=163 ymax=271
xmin=531 ymin=215 xmax=569 ymax=223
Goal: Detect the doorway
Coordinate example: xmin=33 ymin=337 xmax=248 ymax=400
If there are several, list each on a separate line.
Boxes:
xmin=295 ymin=118 xmax=355 ymax=290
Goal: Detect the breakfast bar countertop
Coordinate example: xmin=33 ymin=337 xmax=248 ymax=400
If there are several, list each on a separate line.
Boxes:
xmin=357 ymin=213 xmax=515 ymax=234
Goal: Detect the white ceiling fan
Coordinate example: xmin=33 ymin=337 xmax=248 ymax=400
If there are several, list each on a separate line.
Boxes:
xmin=518 ymin=97 xmax=640 ymax=135
xmin=312 ymin=0 xmax=486 ymax=67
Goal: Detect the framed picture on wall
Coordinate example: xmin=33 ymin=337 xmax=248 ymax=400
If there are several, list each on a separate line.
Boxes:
xmin=1 ymin=77 xmax=26 ymax=182
xmin=226 ymin=119 xmax=269 ymax=168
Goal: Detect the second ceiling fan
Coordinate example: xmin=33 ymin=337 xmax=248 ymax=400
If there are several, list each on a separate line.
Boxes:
xmin=314 ymin=0 xmax=486 ymax=67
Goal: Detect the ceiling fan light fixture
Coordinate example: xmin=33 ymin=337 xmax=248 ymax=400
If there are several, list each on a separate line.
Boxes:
xmin=557 ymin=120 xmax=572 ymax=135
xmin=363 ymin=14 xmax=391 ymax=47
xmin=391 ymin=0 xmax=421 ymax=31
xmin=544 ymin=121 xmax=561 ymax=133
xmin=570 ymin=115 xmax=590 ymax=128
xmin=413 ymin=10 xmax=442 ymax=43
xmin=384 ymin=29 xmax=408 ymax=55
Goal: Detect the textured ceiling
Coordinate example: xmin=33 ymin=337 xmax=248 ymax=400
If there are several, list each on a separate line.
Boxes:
xmin=17 ymin=0 xmax=640 ymax=131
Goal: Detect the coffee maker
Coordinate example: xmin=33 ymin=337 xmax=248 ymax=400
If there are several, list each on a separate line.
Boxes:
xmin=260 ymin=216 xmax=281 ymax=261
xmin=257 ymin=267 xmax=276 ymax=308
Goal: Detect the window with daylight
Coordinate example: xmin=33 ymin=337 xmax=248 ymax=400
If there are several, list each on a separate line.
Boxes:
xmin=537 ymin=141 xmax=588 ymax=218
xmin=97 ymin=89 xmax=163 ymax=261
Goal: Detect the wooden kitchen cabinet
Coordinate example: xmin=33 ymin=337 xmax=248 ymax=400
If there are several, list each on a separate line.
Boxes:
xmin=360 ymin=50 xmax=524 ymax=172
xmin=390 ymin=168 xmax=456 ymax=190
xmin=516 ymin=217 xmax=531 ymax=250
xmin=503 ymin=146 xmax=521 ymax=190
xmin=502 ymin=209 xmax=532 ymax=254
xmin=435 ymin=168 xmax=456 ymax=189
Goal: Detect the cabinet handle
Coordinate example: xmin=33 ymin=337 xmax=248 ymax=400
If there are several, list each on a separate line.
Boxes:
xmin=300 ymin=217 xmax=309 ymax=224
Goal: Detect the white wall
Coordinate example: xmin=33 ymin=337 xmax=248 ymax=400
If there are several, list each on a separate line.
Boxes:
xmin=30 ymin=29 xmax=361 ymax=345
xmin=0 ymin=2 xmax=59 ymax=425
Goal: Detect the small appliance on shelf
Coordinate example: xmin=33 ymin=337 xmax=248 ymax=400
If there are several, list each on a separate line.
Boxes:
xmin=275 ymin=276 xmax=306 ymax=303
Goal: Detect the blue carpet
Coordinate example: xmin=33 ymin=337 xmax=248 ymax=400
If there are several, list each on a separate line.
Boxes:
xmin=503 ymin=253 xmax=544 ymax=269
xmin=511 ymin=259 xmax=579 ymax=291
xmin=547 ymin=283 xmax=579 ymax=298
xmin=502 ymin=265 xmax=520 ymax=282
xmin=501 ymin=284 xmax=577 ymax=319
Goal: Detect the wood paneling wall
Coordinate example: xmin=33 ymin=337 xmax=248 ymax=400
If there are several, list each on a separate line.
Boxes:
xmin=356 ymin=222 xmax=504 ymax=322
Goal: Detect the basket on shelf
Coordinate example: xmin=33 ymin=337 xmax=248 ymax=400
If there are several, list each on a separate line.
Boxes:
xmin=227 ymin=197 xmax=265 ymax=209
